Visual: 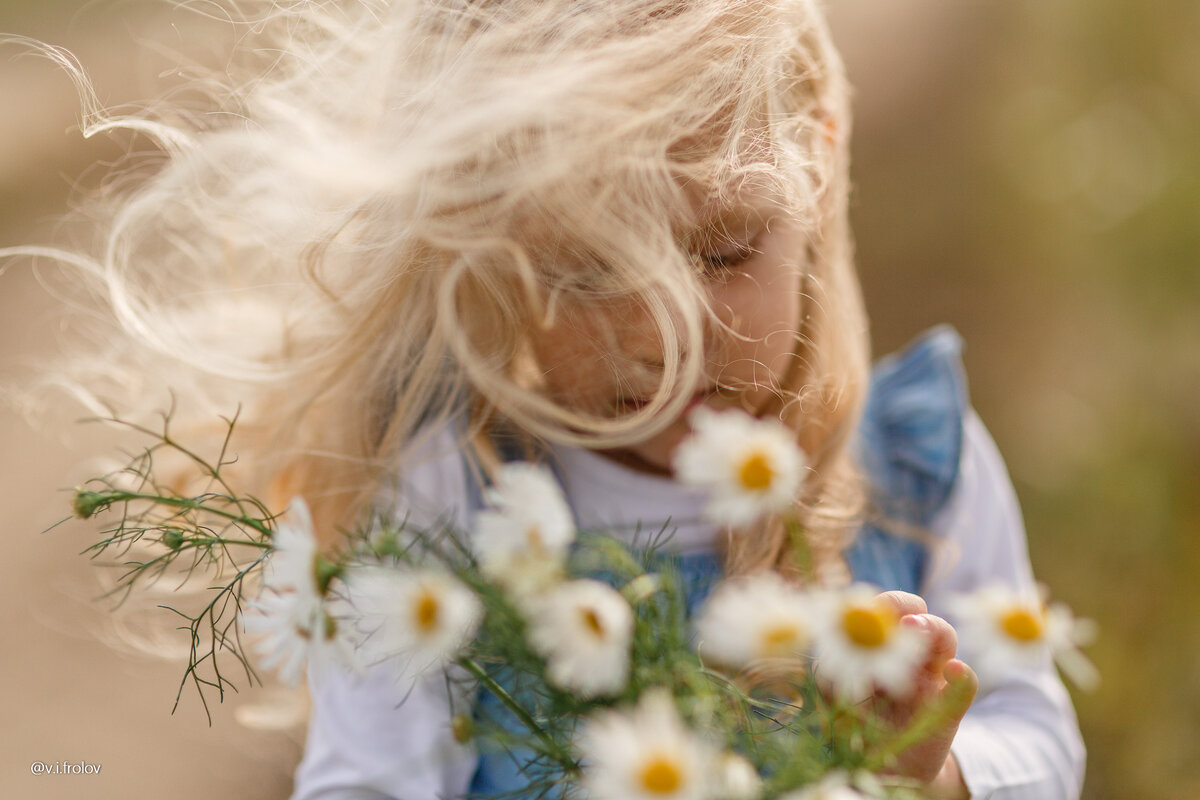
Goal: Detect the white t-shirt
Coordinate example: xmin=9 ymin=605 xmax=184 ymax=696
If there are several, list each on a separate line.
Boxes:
xmin=291 ymin=413 xmax=1085 ymax=800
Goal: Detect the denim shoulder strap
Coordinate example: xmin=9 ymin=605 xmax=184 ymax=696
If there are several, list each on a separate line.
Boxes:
xmin=844 ymin=326 xmax=968 ymax=594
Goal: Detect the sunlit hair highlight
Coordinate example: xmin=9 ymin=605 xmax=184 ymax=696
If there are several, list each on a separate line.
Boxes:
xmin=10 ymin=0 xmax=869 ymax=580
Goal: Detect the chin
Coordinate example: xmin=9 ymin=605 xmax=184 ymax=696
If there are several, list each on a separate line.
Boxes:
xmin=611 ymin=419 xmax=691 ymax=476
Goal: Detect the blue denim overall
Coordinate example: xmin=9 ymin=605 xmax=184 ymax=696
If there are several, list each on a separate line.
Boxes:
xmin=468 ymin=326 xmax=968 ymax=798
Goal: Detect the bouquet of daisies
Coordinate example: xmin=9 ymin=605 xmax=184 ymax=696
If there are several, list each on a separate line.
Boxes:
xmin=70 ymin=408 xmax=1096 ymax=800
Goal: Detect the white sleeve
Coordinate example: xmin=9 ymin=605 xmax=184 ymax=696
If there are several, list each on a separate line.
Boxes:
xmin=291 ymin=424 xmax=481 ymax=800
xmin=923 ymin=412 xmax=1086 ymax=800
xmin=292 ymin=667 xmax=477 ymax=800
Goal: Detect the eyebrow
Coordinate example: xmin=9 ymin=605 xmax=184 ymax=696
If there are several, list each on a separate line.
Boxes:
xmin=684 ymin=199 xmax=777 ymax=251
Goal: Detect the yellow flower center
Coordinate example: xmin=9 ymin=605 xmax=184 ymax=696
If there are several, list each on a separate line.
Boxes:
xmin=640 ymin=755 xmax=684 ymax=795
xmin=580 ymin=607 xmax=606 ymax=638
xmin=999 ymin=607 xmax=1045 ymax=642
xmin=841 ymin=604 xmax=896 ymax=649
xmin=759 ymin=622 xmax=804 ymax=657
xmin=738 ymin=452 xmax=774 ymax=491
xmin=414 ymin=589 xmax=440 ymax=634
xmin=526 ymin=525 xmax=544 ymax=550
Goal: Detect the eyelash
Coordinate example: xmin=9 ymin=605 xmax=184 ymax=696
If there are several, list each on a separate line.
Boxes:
xmin=697 ymin=237 xmax=759 ymax=271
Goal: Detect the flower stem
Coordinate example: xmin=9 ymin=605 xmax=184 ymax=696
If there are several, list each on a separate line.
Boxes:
xmin=784 ymin=513 xmax=815 ymax=584
xmin=457 ymin=657 xmax=575 ymax=771
xmin=89 ymin=490 xmax=273 ymax=539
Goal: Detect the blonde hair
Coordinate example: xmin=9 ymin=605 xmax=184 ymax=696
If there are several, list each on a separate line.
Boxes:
xmin=16 ymin=0 xmax=868 ymax=580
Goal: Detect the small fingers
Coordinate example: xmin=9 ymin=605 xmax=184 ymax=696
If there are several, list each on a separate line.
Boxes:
xmin=902 ymin=613 xmax=959 ymax=674
xmin=877 ymin=590 xmax=928 ymax=617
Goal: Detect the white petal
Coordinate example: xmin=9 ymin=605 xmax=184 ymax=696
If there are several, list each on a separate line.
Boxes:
xmin=671 ymin=408 xmax=807 ymax=527
xmin=527 ymin=580 xmax=633 ymax=698
xmin=345 ymin=567 xmax=482 ymax=681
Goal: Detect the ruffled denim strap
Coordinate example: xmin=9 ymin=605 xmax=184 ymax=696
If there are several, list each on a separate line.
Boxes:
xmin=845 ymin=326 xmax=968 ymax=594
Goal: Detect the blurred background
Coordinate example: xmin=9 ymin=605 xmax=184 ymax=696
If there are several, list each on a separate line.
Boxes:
xmin=1 ymin=1 xmax=1196 ymax=798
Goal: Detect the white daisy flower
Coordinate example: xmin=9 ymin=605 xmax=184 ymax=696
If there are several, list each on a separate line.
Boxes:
xmin=345 ymin=566 xmax=483 ymax=681
xmin=951 ymin=584 xmax=1099 ymax=690
xmin=577 ymin=690 xmax=713 ymax=800
xmin=712 ymin=752 xmax=763 ymax=800
xmin=777 ymin=772 xmax=868 ymax=800
xmin=694 ymin=572 xmax=815 ymax=668
xmin=813 ymin=585 xmax=929 ymax=701
xmin=242 ymin=589 xmax=352 ymax=686
xmin=672 ymin=407 xmax=806 ymax=527
xmin=473 ymin=462 xmax=576 ymax=596
xmin=526 ymin=579 xmax=634 ymax=698
xmin=263 ymin=497 xmax=320 ymax=596
xmin=244 ymin=498 xmax=353 ymax=685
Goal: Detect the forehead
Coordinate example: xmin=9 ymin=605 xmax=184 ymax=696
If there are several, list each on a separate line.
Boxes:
xmin=517 ymin=176 xmax=792 ymax=275
xmin=684 ymin=179 xmax=787 ymax=242
xmin=493 ymin=132 xmax=797 ymax=283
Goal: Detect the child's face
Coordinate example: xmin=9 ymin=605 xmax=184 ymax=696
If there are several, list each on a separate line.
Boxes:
xmin=532 ymin=188 xmax=807 ymax=474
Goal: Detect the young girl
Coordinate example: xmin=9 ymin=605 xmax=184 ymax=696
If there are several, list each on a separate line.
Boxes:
xmin=12 ymin=0 xmax=1083 ymax=798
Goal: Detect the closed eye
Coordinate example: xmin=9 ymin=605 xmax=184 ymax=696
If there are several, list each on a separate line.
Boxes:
xmin=696 ymin=235 xmax=760 ymax=272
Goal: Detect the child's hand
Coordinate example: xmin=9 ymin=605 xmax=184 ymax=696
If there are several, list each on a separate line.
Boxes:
xmin=872 ymin=591 xmax=979 ymax=800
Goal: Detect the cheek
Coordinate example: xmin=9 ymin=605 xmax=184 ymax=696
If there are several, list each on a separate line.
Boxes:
xmin=531 ymin=295 xmax=683 ymax=408
xmin=708 ymin=263 xmax=803 ymax=382
xmin=531 ymin=323 xmax=605 ymax=406
xmin=529 ymin=303 xmax=643 ymax=414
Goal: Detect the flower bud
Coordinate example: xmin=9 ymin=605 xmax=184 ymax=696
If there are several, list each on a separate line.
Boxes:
xmin=314 ymin=557 xmax=343 ymax=595
xmin=451 ymin=713 xmax=473 ymax=744
xmin=162 ymin=529 xmax=186 ymax=551
xmin=620 ymin=573 xmax=661 ymax=605
xmin=72 ymin=489 xmax=116 ymax=519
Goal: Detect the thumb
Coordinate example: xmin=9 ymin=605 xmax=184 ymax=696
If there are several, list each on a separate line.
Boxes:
xmin=941 ymin=659 xmax=979 ymax=721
